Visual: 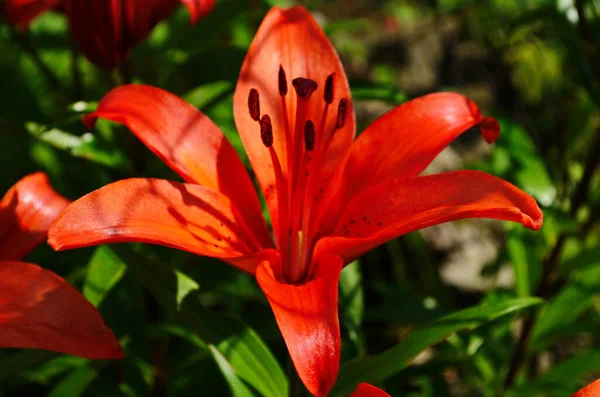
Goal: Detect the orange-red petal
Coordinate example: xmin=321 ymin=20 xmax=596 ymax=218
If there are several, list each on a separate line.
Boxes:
xmin=323 ymin=93 xmax=499 ymax=233
xmin=48 ymin=178 xmax=266 ymax=274
xmin=0 ymin=261 xmax=123 ymax=359
xmin=349 ymin=383 xmax=391 ymax=397
xmin=571 ymin=379 xmax=600 ymax=397
xmin=256 ymin=253 xmax=342 ymax=397
xmin=180 ymin=0 xmax=214 ymax=24
xmin=234 ymin=6 xmax=355 ymax=236
xmin=3 ymin=0 xmax=60 ymax=29
xmin=83 ymin=84 xmax=272 ymax=249
xmin=316 ymin=170 xmax=543 ymax=263
xmin=0 ymin=172 xmax=70 ymax=261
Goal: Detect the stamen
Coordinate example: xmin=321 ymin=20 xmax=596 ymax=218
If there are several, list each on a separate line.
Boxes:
xmin=278 ymin=65 xmax=288 ymax=96
xmin=292 ymin=78 xmax=318 ymax=98
xmin=248 ymin=89 xmax=260 ymax=121
xmin=260 ymin=114 xmax=273 ymax=147
xmin=324 ymin=72 xmax=335 ymax=104
xmin=304 ymin=120 xmax=316 ymax=151
xmin=336 ymin=98 xmax=349 ymax=129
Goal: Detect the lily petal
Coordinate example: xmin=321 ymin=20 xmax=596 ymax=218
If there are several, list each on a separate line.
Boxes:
xmin=335 ymin=93 xmax=498 ymax=210
xmin=234 ymin=6 xmax=355 ymax=235
xmin=0 ymin=261 xmax=123 ymax=359
xmin=256 ymin=253 xmax=342 ymax=397
xmin=3 ymin=0 xmax=60 ymax=29
xmin=83 ymin=84 xmax=272 ymax=249
xmin=180 ymin=0 xmax=215 ymax=24
xmin=349 ymin=383 xmax=391 ymax=397
xmin=0 ymin=172 xmax=70 ymax=261
xmin=48 ymin=178 xmax=266 ymax=274
xmin=571 ymin=379 xmax=600 ymax=397
xmin=317 ymin=170 xmax=542 ymax=263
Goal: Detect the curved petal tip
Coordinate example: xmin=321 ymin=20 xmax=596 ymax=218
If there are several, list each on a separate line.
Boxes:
xmin=480 ymin=116 xmax=500 ymax=144
xmin=570 ymin=378 xmax=600 ymax=397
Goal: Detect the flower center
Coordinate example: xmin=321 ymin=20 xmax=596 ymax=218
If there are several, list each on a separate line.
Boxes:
xmin=247 ymin=66 xmax=348 ymax=284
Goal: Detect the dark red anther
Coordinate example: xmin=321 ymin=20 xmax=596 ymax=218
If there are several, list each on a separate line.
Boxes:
xmin=260 ymin=114 xmax=274 ymax=148
xmin=292 ymin=78 xmax=318 ymax=98
xmin=248 ymin=88 xmax=260 ymax=121
xmin=304 ymin=120 xmax=316 ymax=151
xmin=336 ymin=98 xmax=349 ymax=129
xmin=278 ymin=65 xmax=288 ymax=96
xmin=324 ymin=72 xmax=335 ymax=104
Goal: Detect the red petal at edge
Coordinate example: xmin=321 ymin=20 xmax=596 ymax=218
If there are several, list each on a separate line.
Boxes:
xmin=83 ymin=84 xmax=272 ymax=249
xmin=571 ymin=379 xmax=600 ymax=397
xmin=0 ymin=172 xmax=70 ymax=261
xmin=0 ymin=261 xmax=123 ymax=359
xmin=256 ymin=253 xmax=343 ymax=397
xmin=349 ymin=383 xmax=391 ymax=397
xmin=317 ymin=170 xmax=543 ymax=263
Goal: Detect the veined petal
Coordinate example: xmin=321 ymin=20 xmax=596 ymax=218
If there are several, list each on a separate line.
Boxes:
xmin=256 ymin=253 xmax=342 ymax=397
xmin=316 ymin=170 xmax=542 ymax=263
xmin=0 ymin=261 xmax=122 ymax=359
xmin=349 ymin=383 xmax=391 ymax=397
xmin=48 ymin=178 xmax=266 ymax=274
xmin=3 ymin=0 xmax=60 ymax=29
xmin=180 ymin=0 xmax=214 ymax=24
xmin=234 ymin=6 xmax=355 ymax=235
xmin=0 ymin=172 xmax=70 ymax=261
xmin=571 ymin=379 xmax=600 ymax=397
xmin=329 ymin=93 xmax=498 ymax=225
xmin=83 ymin=85 xmax=272 ymax=249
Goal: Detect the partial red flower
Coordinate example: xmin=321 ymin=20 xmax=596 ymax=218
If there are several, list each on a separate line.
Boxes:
xmin=571 ymin=379 xmax=600 ymax=397
xmin=0 ymin=172 xmax=123 ymax=359
xmin=48 ymin=6 xmax=543 ymax=396
xmin=349 ymin=383 xmax=391 ymax=397
xmin=3 ymin=0 xmax=215 ymax=69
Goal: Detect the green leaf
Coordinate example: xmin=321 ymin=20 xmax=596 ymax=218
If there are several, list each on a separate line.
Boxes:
xmin=532 ymin=265 xmax=600 ymax=350
xmin=558 ymin=246 xmax=600 ymax=276
xmin=350 ymin=80 xmax=408 ymax=104
xmin=180 ymin=295 xmax=288 ymax=397
xmin=514 ymin=350 xmax=600 ymax=396
xmin=339 ymin=261 xmax=365 ymax=355
xmin=208 ymin=346 xmax=254 ymax=397
xmin=331 ymin=298 xmax=543 ymax=396
xmin=110 ymin=246 xmax=200 ymax=313
xmin=84 ymin=246 xmax=127 ymax=307
xmin=507 ymin=229 xmax=542 ymax=297
xmin=46 ymin=364 xmax=98 ymax=397
xmin=25 ymin=122 xmax=132 ymax=170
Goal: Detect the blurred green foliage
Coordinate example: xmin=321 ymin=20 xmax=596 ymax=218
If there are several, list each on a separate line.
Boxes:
xmin=1 ymin=0 xmax=600 ymax=396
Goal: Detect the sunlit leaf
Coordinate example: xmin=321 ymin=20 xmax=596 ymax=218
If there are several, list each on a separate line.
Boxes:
xmin=331 ymin=298 xmax=543 ymax=396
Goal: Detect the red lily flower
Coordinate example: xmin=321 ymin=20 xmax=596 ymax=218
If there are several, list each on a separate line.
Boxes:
xmin=349 ymin=383 xmax=390 ymax=397
xmin=571 ymin=379 xmax=600 ymax=397
xmin=3 ymin=0 xmax=215 ymax=69
xmin=48 ymin=6 xmax=542 ymax=396
xmin=0 ymin=172 xmax=123 ymax=359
